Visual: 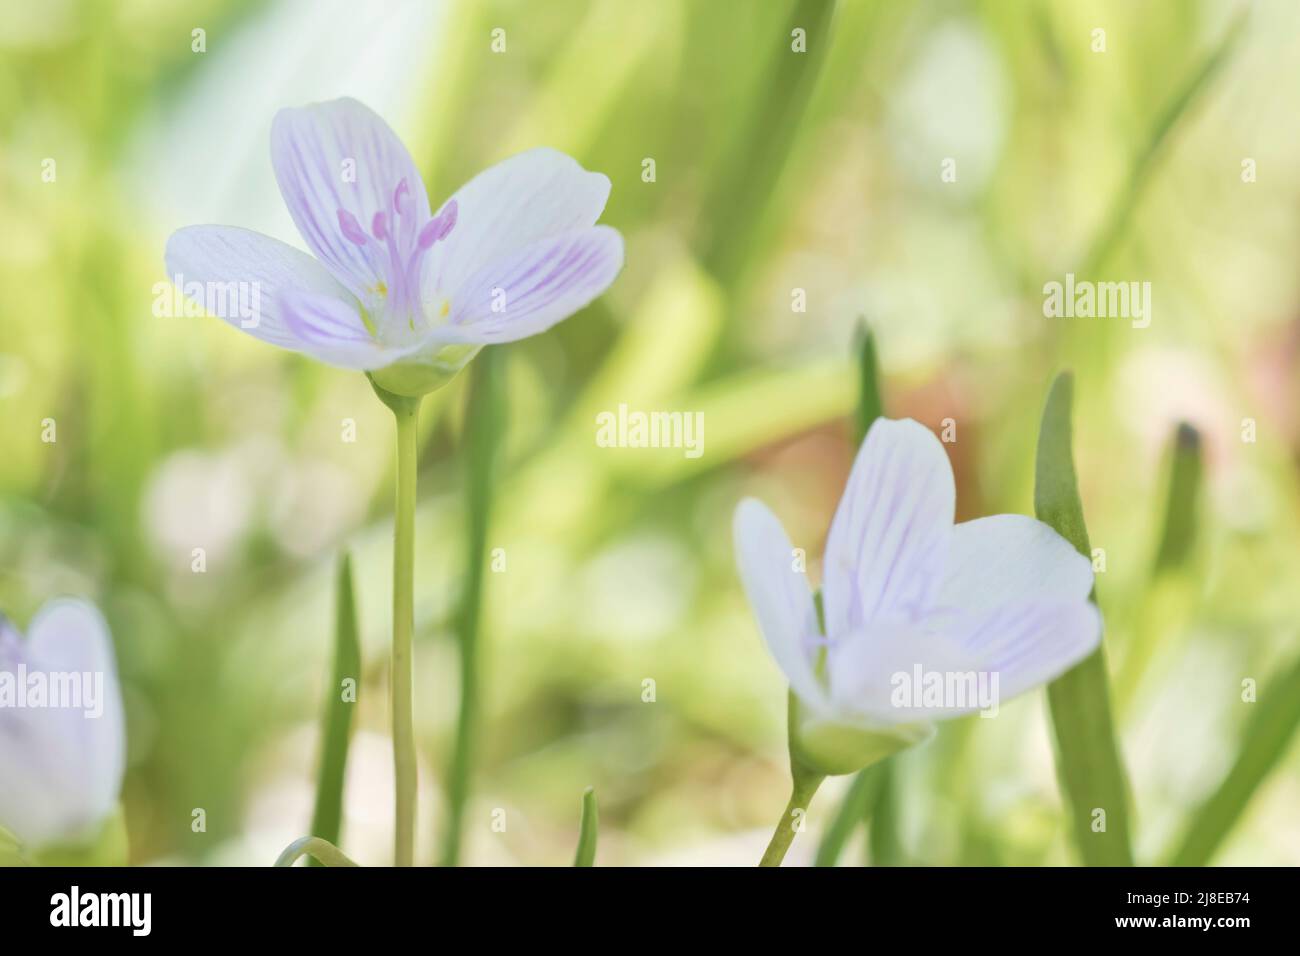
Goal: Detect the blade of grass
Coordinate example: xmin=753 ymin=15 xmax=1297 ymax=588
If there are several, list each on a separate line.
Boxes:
xmin=1170 ymin=650 xmax=1300 ymax=866
xmin=853 ymin=319 xmax=884 ymax=442
xmin=440 ymin=347 xmax=506 ymax=867
xmin=866 ymin=765 xmax=903 ymax=866
xmin=1149 ymin=423 xmax=1203 ymax=575
xmin=573 ymin=787 xmax=599 ymax=867
xmin=701 ymin=0 xmax=838 ymax=286
xmin=814 ymin=767 xmax=878 ymax=866
xmin=1115 ymin=423 xmax=1202 ymax=714
xmin=1034 ymin=373 xmax=1134 ymax=866
xmin=307 ymin=551 xmax=361 ymax=866
xmin=1081 ymin=10 xmax=1248 ymax=274
xmin=814 ymin=764 xmax=895 ymax=867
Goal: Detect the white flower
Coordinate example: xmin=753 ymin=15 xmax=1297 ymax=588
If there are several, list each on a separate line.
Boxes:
xmin=165 ymin=97 xmax=624 ymax=398
xmin=734 ymin=418 xmax=1101 ymax=775
xmin=0 ymin=599 xmax=126 ymax=849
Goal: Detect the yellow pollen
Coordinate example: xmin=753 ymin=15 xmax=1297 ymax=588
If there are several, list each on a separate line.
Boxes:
xmin=439 ymin=300 xmax=450 ymax=318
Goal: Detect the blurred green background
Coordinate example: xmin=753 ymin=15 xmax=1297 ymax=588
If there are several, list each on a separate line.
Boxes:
xmin=2 ymin=0 xmax=1299 ymax=866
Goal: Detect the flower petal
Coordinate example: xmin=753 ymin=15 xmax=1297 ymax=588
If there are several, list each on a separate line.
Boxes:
xmin=825 ymin=609 xmax=1085 ymax=723
xmin=426 ymin=226 xmax=622 ymax=345
xmin=271 ymin=97 xmax=431 ymax=300
xmin=0 ymin=600 xmax=124 ymax=848
xmin=277 ymin=287 xmax=407 ymax=371
xmin=822 ymin=419 xmax=955 ymax=638
xmin=733 ymin=498 xmax=826 ymax=711
xmin=939 ymin=599 xmax=1102 ymax=704
xmin=825 ymin=619 xmax=980 ymax=723
xmin=939 ymin=514 xmax=1095 ymax=616
xmin=164 ymin=225 xmax=357 ymax=350
xmin=423 ymin=147 xmax=612 ymax=299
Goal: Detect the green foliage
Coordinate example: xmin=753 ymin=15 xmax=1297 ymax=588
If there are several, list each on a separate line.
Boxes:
xmin=1171 ymin=651 xmax=1300 ymax=866
xmin=573 ymin=787 xmax=599 ymax=867
xmin=1034 ymin=374 xmax=1134 ymax=866
xmin=441 ymin=347 xmax=506 ymax=867
xmin=308 ymin=552 xmax=362 ymax=865
xmin=1 ymin=0 xmax=1295 ymax=866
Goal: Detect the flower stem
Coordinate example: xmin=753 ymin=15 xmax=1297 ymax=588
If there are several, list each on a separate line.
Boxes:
xmin=759 ymin=770 xmax=824 ymax=867
xmin=389 ymin=394 xmax=421 ymax=867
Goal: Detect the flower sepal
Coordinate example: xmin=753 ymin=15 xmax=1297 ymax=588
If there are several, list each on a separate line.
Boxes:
xmin=368 ymin=344 xmax=482 ymax=400
xmin=30 ymin=805 xmax=128 ymax=867
xmin=792 ymin=706 xmax=934 ymax=777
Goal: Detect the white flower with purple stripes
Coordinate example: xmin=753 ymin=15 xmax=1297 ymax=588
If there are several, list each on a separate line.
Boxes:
xmin=734 ymin=417 xmax=1102 ymax=775
xmin=166 ymin=97 xmax=623 ymax=397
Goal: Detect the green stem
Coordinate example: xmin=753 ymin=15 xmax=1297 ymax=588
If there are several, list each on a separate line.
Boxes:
xmin=389 ymin=395 xmax=421 ymax=867
xmin=759 ymin=771 xmax=824 ymax=867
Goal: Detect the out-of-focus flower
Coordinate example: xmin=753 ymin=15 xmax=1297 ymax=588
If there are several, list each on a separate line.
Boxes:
xmin=0 ymin=599 xmax=126 ymax=852
xmin=734 ymin=418 xmax=1100 ymax=775
xmin=165 ymin=97 xmax=624 ymax=397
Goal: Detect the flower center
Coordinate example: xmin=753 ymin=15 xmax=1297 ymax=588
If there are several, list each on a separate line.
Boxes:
xmin=335 ymin=182 xmax=457 ymax=334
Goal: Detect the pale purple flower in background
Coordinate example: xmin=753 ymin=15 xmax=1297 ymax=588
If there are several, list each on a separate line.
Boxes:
xmin=0 ymin=600 xmax=125 ymax=849
xmin=166 ymin=97 xmax=624 ymax=396
xmin=734 ymin=418 xmax=1101 ymax=774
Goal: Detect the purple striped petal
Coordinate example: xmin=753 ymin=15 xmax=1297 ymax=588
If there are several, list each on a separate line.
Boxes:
xmin=823 ymin=600 xmax=1098 ymax=723
xmin=422 ymin=147 xmax=611 ymax=300
xmin=271 ymin=98 xmax=432 ymax=302
xmin=935 ymin=599 xmax=1102 ymax=706
xmin=164 ymin=225 xmax=356 ymax=349
xmin=821 ymin=419 xmax=955 ymax=639
xmin=277 ymin=287 xmax=409 ymax=371
xmin=426 ymin=226 xmax=623 ymax=345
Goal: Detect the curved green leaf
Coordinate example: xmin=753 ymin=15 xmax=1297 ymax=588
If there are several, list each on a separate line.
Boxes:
xmin=308 ymin=551 xmax=361 ymax=865
xmin=441 ymin=347 xmax=506 ymax=867
xmin=1034 ymin=373 xmax=1134 ymax=866
xmin=573 ymin=787 xmax=599 ymax=867
xmin=1171 ymin=651 xmax=1300 ymax=866
xmin=274 ymin=836 xmax=360 ymax=868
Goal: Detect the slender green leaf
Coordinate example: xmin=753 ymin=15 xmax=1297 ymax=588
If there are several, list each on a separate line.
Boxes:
xmin=573 ymin=787 xmax=599 ymax=867
xmin=308 ymin=551 xmax=361 ymax=865
xmin=440 ymin=347 xmax=506 ymax=867
xmin=1034 ymin=373 xmax=1134 ymax=866
xmin=867 ymin=763 xmax=903 ymax=866
xmin=702 ymin=0 xmax=838 ymax=286
xmin=1151 ymin=422 xmax=1203 ymax=575
xmin=1115 ymin=423 xmax=1203 ymax=713
xmin=1082 ymin=11 xmax=1249 ymax=274
xmin=1171 ymin=651 xmax=1300 ymax=866
xmin=854 ymin=319 xmax=883 ymax=443
xmin=814 ymin=764 xmax=879 ymax=867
